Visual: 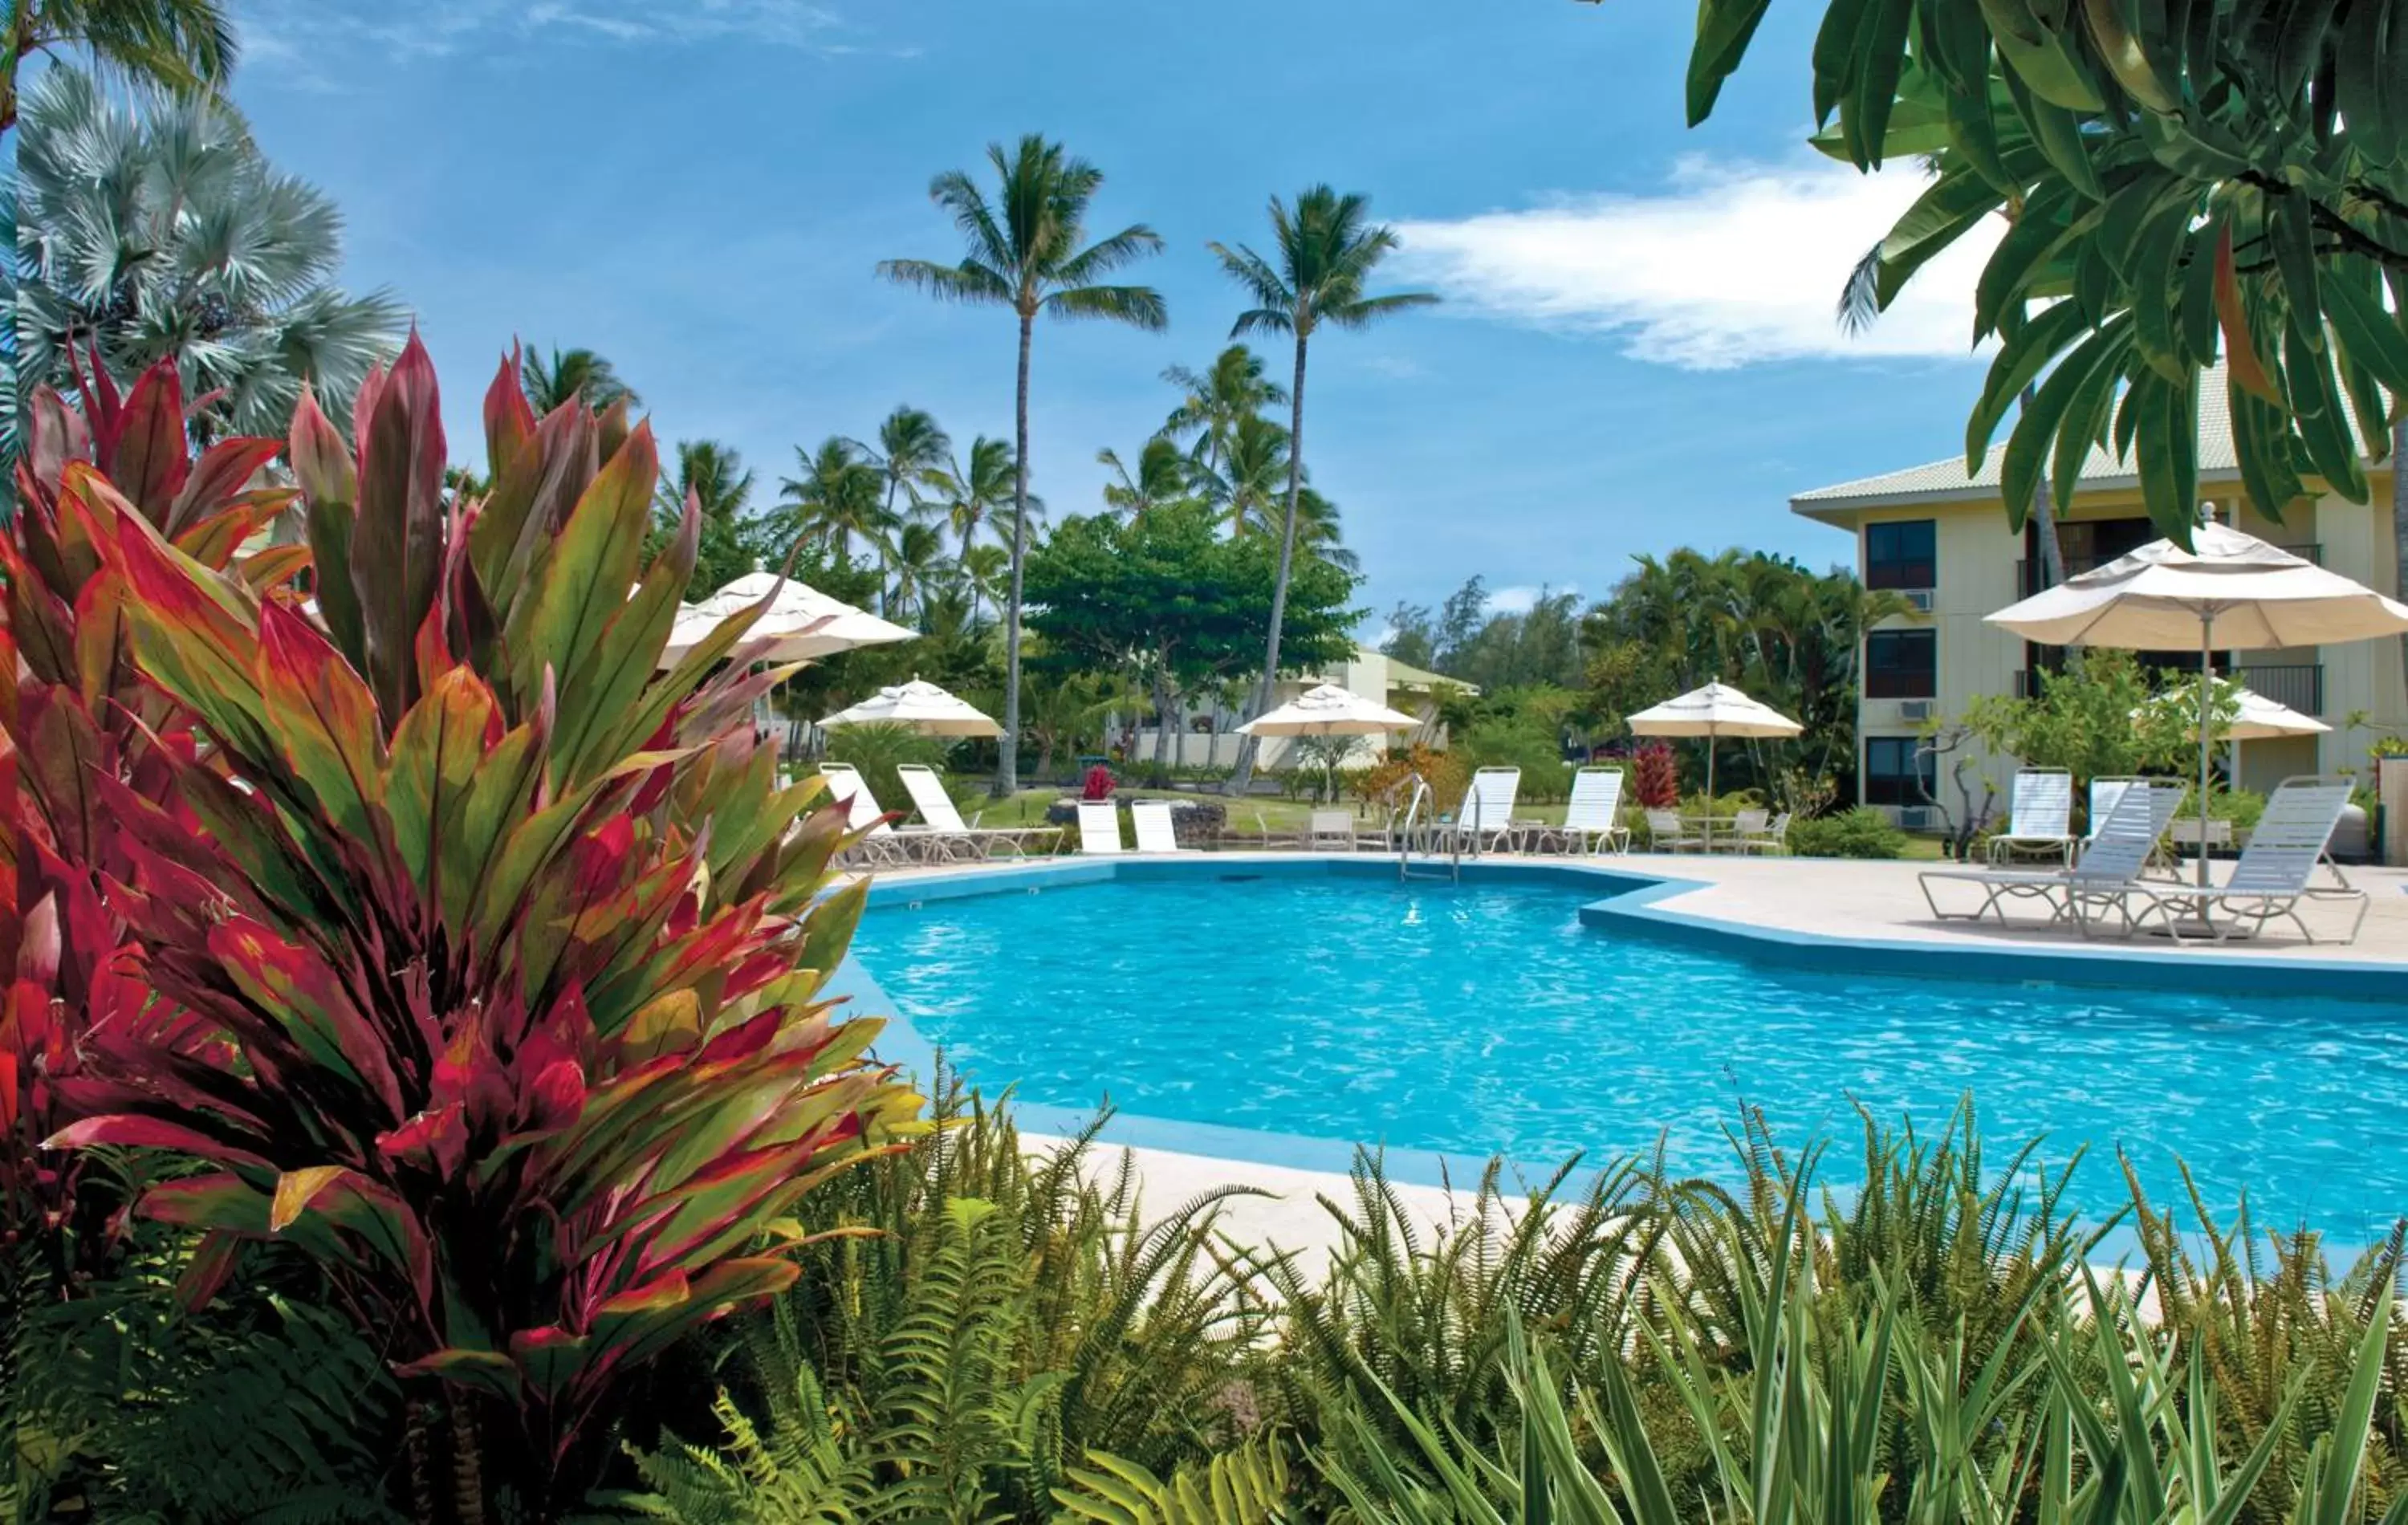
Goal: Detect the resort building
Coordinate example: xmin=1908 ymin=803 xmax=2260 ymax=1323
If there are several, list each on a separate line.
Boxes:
xmin=1792 ymin=373 xmax=2404 ymax=824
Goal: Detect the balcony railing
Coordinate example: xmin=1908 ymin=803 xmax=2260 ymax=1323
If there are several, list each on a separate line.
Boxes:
xmin=2014 ymin=661 xmax=2325 ymax=714
xmin=2016 ymin=543 xmax=2321 ymax=596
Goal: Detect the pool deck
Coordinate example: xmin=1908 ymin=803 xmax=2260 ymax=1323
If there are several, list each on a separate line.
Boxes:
xmin=843 ymin=848 xmax=2408 ymax=1270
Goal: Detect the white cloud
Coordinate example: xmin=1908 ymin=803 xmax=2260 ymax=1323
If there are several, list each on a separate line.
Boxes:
xmin=1392 ymin=156 xmax=2005 ymax=370
xmin=1481 ymin=584 xmax=1577 ymax=616
xmin=240 ymin=0 xmax=889 ymax=62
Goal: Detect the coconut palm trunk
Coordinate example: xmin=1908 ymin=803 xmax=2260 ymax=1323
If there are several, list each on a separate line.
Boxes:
xmin=1003 ymin=311 xmax=1035 ymax=795
xmin=1231 ymin=336 xmax=1310 ymax=791
xmin=2395 ymin=416 xmax=2407 ymax=707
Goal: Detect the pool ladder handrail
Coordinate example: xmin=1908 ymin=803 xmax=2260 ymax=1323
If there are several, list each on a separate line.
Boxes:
xmin=1392 ymin=772 xmax=1459 ymax=883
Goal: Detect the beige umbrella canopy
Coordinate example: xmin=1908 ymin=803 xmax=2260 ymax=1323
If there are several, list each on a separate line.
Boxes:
xmin=659 ymin=571 xmax=917 ymax=669
xmin=2135 ymin=684 xmax=2330 ymax=742
xmin=1626 ymin=681 xmax=1803 ymax=800
xmin=820 ymin=678 xmax=1003 ymax=738
xmin=1237 ymin=683 xmax=1420 ymax=736
xmin=1989 ymin=522 xmax=2408 ymax=885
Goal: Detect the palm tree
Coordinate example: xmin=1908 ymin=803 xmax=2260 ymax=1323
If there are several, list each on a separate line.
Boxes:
xmin=523 ymin=346 xmax=640 ymax=414
xmin=957 ymin=543 xmax=1008 ymax=624
xmin=654 ymin=439 xmax=758 ymax=597
xmin=848 ymin=405 xmax=951 ymax=615
xmin=878 ymin=133 xmax=1168 ymax=796
xmin=2 ymin=0 xmax=235 ymax=132
xmin=933 ymin=435 xmax=1016 ymax=559
xmin=1198 ymin=413 xmax=1291 ymax=538
xmin=887 ymin=521 xmax=950 ymax=626
xmin=1291 ymin=486 xmax=1360 ymax=574
xmin=776 ymin=438 xmax=889 ymax=569
xmin=1159 ymin=344 xmax=1287 ymax=476
xmin=10 ymin=67 xmax=405 ymax=446
xmin=1096 ymin=436 xmax=1194 ymax=524
xmin=1210 ymin=185 xmax=1436 ymax=790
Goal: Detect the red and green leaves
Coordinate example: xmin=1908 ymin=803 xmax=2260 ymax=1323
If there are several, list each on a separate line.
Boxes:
xmin=23 ymin=342 xmax=918 ymax=1505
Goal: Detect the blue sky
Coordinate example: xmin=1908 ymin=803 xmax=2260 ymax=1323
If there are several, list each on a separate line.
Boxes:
xmin=230 ymin=0 xmax=2006 ymax=624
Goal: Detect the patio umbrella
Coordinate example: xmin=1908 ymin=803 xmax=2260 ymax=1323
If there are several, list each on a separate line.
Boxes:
xmin=820 ymin=677 xmax=1003 ymax=738
xmin=1988 ymin=521 xmax=2408 ymax=885
xmin=658 ymin=570 xmax=916 ymax=669
xmin=1236 ymin=683 xmax=1420 ymax=736
xmin=2133 ymin=683 xmax=2330 ymax=742
xmin=1626 ymin=681 xmax=1803 ymax=801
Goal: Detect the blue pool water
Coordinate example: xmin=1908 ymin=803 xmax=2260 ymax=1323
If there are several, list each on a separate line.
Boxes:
xmin=851 ymin=872 xmax=2408 ymax=1238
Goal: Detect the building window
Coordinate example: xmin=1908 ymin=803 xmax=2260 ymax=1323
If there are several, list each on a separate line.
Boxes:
xmin=1863 ymin=737 xmax=1934 ymax=806
xmin=1865 ymin=519 xmax=1935 ymax=590
xmin=1864 ymin=629 xmax=1936 ymax=698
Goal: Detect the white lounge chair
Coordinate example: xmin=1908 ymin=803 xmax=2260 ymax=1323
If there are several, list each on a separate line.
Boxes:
xmin=2089 ymin=777 xmax=2369 ymax=944
xmin=1308 ymin=809 xmax=1358 ymax=852
xmin=819 ymin=762 xmax=910 ymax=865
xmin=1920 ymin=780 xmax=2183 ymax=927
xmin=1987 ymin=767 xmax=2076 ymax=866
xmin=1129 ymin=799 xmax=1190 ymax=853
xmin=1643 ymin=808 xmax=1702 ymax=852
xmin=1739 ymin=811 xmax=1791 ymax=855
xmin=895 ymin=764 xmax=1058 ymax=859
xmin=1442 ymin=767 xmax=1521 ymax=855
xmin=1561 ymin=767 xmax=1629 ymax=854
xmin=1076 ymin=801 xmax=1125 ymax=855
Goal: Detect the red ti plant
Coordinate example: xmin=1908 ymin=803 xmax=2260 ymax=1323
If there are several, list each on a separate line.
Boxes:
xmin=4 ymin=353 xmax=301 ymax=1291
xmin=1629 ymin=740 xmax=1682 ymax=809
xmin=41 ymin=337 xmax=921 ymax=1516
xmin=1081 ymin=763 xmax=1117 ymax=801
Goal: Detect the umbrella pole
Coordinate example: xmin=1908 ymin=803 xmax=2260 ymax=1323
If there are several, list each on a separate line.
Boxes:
xmin=2196 ymin=616 xmax=2213 ymax=889
xmin=1704 ymin=727 xmax=1717 ymax=849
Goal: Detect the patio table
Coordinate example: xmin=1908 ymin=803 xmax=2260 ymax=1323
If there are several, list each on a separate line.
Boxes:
xmin=1681 ymin=815 xmax=1744 ymax=852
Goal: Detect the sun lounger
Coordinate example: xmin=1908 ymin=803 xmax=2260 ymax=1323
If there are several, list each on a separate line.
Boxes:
xmin=1441 ymin=767 xmax=1520 ymax=855
xmin=895 ymin=764 xmax=1058 ymax=859
xmin=1561 ymin=767 xmax=1629 ymax=854
xmin=2085 ymin=776 xmax=2369 ymax=944
xmin=819 ymin=762 xmax=912 ymax=865
xmin=1130 ymin=799 xmax=1191 ymax=853
xmin=1076 ymin=801 xmax=1125 ymax=855
xmin=1921 ymin=780 xmax=2182 ymax=927
xmin=1987 ymin=767 xmax=2075 ymax=865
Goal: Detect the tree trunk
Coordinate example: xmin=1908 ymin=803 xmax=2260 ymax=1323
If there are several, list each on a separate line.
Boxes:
xmin=998 ymin=311 xmax=1033 ymax=798
xmin=877 ymin=478 xmax=897 ymax=616
xmin=1153 ymin=665 xmax=1175 ymax=774
xmin=2023 ymin=387 xmax=2068 ymax=590
xmin=1229 ymin=332 xmax=1309 ymax=793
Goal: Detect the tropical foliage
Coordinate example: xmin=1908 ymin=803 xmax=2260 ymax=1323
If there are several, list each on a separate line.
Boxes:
xmin=8 ymin=66 xmax=405 ymax=458
xmin=1678 ymin=0 xmax=2408 ymax=544
xmin=9 ymin=341 xmax=919 ymax=1515
xmin=0 ymin=0 xmax=237 ymax=132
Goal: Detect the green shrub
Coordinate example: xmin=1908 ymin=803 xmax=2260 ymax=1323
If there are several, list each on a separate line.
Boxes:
xmin=1459 ymin=718 xmax=1572 ymax=803
xmin=1787 ymin=806 xmax=1912 ymax=858
xmin=826 ymin=722 xmax=958 ymax=815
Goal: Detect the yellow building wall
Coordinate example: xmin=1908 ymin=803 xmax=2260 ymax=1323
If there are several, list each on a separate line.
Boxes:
xmin=1831 ymin=472 xmax=2404 ymax=815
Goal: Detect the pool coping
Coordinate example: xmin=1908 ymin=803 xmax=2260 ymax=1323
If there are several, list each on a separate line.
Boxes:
xmin=826 ymin=853 xmax=2408 ymax=1215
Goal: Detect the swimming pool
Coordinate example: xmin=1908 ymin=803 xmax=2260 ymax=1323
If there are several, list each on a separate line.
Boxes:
xmin=848 ymin=865 xmax=2408 ymax=1238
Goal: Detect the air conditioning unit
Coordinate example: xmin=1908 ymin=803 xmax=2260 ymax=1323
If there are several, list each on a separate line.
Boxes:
xmin=1902 ymin=589 xmax=1935 ymax=613
xmin=1895 ymin=806 xmax=1938 ymax=831
xmin=1897 ymin=699 xmax=1935 ymax=722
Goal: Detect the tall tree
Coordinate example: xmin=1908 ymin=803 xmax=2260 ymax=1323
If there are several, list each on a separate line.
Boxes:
xmin=2 ymin=0 xmax=236 ymax=132
xmin=1210 ymin=185 xmax=1436 ymax=791
xmin=1159 ymin=344 xmax=1287 ymax=476
xmin=1096 ymin=436 xmax=1195 ymax=524
xmin=653 ymin=439 xmax=759 ymax=598
xmin=10 ymin=67 xmax=404 ymax=452
xmin=523 ymin=345 xmax=640 ymax=414
xmin=848 ymin=405 xmax=951 ymax=615
xmin=886 ymin=520 xmax=950 ymax=625
xmin=776 ymin=437 xmax=890 ymax=569
xmin=1197 ymin=413 xmax=1291 ymax=538
xmin=878 ymin=133 xmax=1168 ymax=795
